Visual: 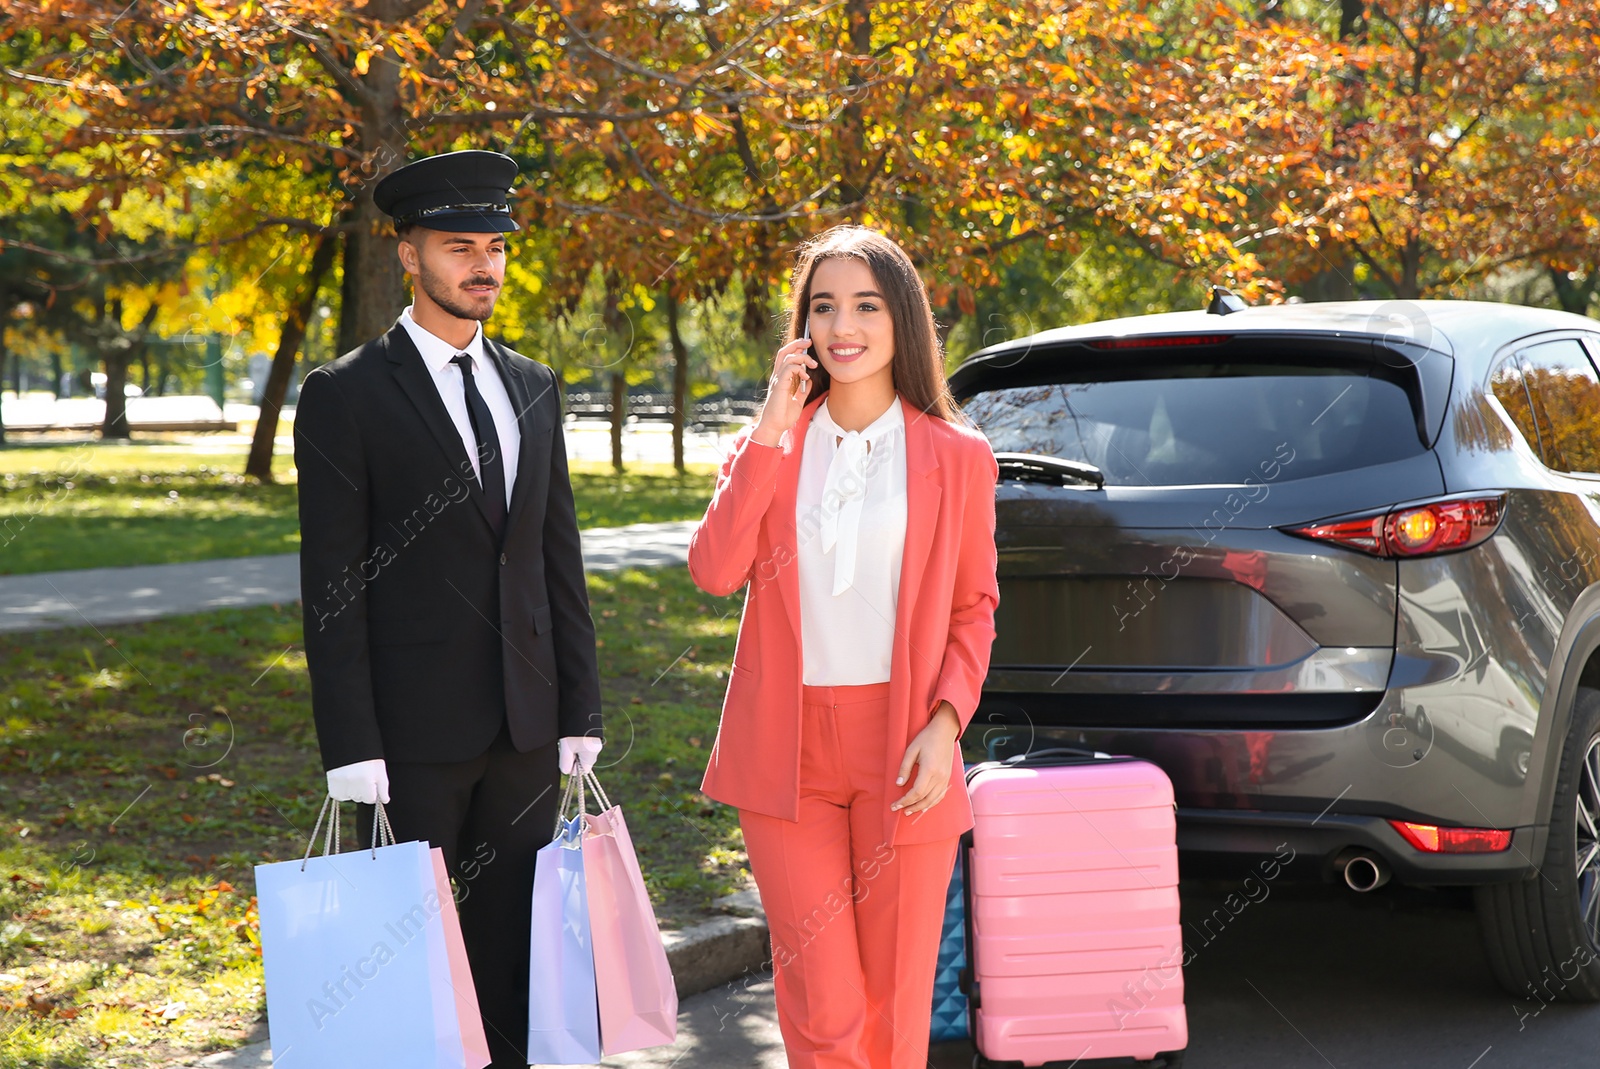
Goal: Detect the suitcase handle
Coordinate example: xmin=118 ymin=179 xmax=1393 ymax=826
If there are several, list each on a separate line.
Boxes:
xmin=1002 ymin=746 xmax=1114 ymax=765
xmin=965 ymin=748 xmax=1124 ymax=787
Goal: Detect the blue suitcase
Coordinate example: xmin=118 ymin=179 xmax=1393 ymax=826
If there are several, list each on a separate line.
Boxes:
xmin=929 ymin=853 xmax=970 ymax=1042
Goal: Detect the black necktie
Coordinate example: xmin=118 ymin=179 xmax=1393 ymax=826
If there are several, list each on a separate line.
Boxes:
xmin=451 ymin=353 xmax=507 ymax=540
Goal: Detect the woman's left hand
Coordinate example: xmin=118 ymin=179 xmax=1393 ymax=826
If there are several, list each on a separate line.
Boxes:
xmin=892 ymin=701 xmax=962 ymax=817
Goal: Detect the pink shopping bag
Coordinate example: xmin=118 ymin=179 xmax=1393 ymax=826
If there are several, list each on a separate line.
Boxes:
xmin=429 ymin=847 xmax=491 ymax=1069
xmin=579 ymin=771 xmax=678 ymax=1055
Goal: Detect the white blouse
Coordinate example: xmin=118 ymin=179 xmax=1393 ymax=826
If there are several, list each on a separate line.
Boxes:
xmin=795 ymin=397 xmax=909 ymax=685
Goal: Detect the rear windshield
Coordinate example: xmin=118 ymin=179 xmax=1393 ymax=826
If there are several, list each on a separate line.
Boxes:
xmin=959 ymin=363 xmax=1425 ymax=486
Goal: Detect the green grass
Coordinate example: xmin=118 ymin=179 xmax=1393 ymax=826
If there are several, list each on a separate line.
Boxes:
xmin=0 ymin=463 xmax=303 ymax=576
xmin=0 ymin=440 xmax=715 ymax=576
xmin=0 ymin=565 xmax=744 ymax=1066
xmin=567 ymin=462 xmax=717 ymax=530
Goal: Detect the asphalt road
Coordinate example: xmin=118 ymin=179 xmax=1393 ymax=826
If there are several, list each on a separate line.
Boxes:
xmin=607 ymin=882 xmax=1600 ymax=1069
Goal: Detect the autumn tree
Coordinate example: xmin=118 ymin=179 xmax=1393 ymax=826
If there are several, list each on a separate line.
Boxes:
xmin=13 ymin=0 xmax=1593 ymax=480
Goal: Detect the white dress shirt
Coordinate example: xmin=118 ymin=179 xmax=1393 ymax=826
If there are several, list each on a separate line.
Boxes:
xmin=399 ymin=306 xmax=520 ymax=508
xmin=795 ymin=397 xmax=908 ymax=685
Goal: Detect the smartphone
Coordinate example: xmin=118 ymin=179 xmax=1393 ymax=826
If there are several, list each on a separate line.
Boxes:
xmin=795 ymin=319 xmax=812 ymax=399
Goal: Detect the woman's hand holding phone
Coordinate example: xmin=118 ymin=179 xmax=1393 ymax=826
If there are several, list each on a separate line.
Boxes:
xmin=751 ymin=328 xmax=818 ymax=448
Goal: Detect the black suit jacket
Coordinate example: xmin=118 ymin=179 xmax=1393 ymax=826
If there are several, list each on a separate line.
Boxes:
xmin=294 ymin=321 xmax=603 ymax=770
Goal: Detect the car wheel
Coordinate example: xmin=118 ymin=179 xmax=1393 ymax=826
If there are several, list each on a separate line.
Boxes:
xmin=1475 ymin=685 xmax=1600 ymax=1002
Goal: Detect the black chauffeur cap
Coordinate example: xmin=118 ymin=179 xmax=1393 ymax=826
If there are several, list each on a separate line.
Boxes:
xmin=372 ymin=150 xmax=521 ymax=233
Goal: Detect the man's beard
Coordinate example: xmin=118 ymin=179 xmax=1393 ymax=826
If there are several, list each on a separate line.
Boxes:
xmin=417 ymin=260 xmax=499 ymax=321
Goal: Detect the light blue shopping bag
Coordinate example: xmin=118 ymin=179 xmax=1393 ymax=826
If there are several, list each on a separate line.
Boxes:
xmin=255 ymin=799 xmax=468 ymax=1069
xmin=526 ymin=775 xmax=603 ymax=1065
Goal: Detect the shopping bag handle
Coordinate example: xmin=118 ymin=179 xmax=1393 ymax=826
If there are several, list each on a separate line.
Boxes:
xmin=301 ymin=795 xmax=396 ymax=870
xmin=548 ymin=766 xmax=617 ymax=840
xmin=581 ymin=766 xmax=613 ymax=812
xmin=551 ymin=771 xmax=581 ymax=840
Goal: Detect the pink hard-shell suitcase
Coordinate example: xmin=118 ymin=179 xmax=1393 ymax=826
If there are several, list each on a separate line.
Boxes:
xmin=961 ymin=749 xmax=1187 ymax=1067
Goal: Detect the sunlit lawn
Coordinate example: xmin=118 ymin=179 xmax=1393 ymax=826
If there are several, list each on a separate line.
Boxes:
xmin=0 ymin=438 xmax=716 ymax=576
xmin=0 ymin=564 xmax=744 ymax=1067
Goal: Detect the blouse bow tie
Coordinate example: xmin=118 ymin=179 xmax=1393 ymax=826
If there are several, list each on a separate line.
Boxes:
xmin=819 ymin=423 xmax=896 ymax=596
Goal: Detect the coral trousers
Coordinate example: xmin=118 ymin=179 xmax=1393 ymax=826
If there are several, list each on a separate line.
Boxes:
xmin=740 ymin=681 xmax=960 ymax=1069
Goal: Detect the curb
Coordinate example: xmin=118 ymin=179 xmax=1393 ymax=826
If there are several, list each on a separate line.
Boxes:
xmin=183 ymin=890 xmax=769 ymax=1067
xmin=665 ymin=888 xmax=771 ymax=999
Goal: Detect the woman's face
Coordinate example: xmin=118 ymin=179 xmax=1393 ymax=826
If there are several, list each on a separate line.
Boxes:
xmin=806 ymin=256 xmax=895 ymax=390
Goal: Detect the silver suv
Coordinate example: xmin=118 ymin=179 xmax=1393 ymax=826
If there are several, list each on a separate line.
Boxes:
xmin=952 ymin=299 xmax=1600 ymax=1002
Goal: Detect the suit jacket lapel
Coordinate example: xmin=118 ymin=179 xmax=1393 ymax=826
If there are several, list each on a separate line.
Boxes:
xmin=893 ymin=395 xmax=943 ymax=675
xmin=383 ymin=322 xmax=498 ymax=533
xmin=884 ymin=396 xmax=943 ymax=842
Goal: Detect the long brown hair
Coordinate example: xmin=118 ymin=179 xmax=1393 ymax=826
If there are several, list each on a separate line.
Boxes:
xmin=783 ymin=225 xmax=959 ymax=422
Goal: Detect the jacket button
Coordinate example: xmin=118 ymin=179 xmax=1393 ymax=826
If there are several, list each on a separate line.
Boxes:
xmin=499 ymin=553 xmax=508 ymax=565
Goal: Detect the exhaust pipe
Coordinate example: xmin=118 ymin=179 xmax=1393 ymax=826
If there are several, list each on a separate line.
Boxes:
xmin=1337 ymin=850 xmax=1391 ymax=893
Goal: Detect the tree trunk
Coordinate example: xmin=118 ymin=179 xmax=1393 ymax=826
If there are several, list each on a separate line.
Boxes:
xmin=664 ymin=290 xmax=689 ymax=473
xmin=1548 ymin=264 xmax=1599 ymax=316
xmin=0 ymin=308 xmax=9 ymax=446
xmin=337 ymin=222 xmax=363 ymax=359
xmin=610 ymin=371 xmax=626 ymax=473
xmin=1398 ymin=236 xmax=1423 ymax=301
xmin=1339 ymin=0 xmax=1367 ymax=40
xmin=1297 ymin=266 xmax=1357 ymax=302
xmin=601 ymin=271 xmax=629 ymax=473
xmin=348 ymin=14 xmax=409 ymax=345
xmin=835 ymin=0 xmax=874 ymax=208
xmin=1297 ymin=0 xmax=1365 ymax=300
xmin=347 ymin=186 xmax=406 ymax=343
xmin=101 ymin=349 xmax=130 ymax=439
xmin=101 ymin=297 xmax=130 ymax=440
xmin=247 ymin=231 xmax=338 ymax=482
xmin=101 ymin=304 xmax=159 ymax=440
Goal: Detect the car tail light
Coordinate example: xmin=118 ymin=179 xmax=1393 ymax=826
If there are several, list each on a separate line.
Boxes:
xmin=1086 ymin=334 xmax=1231 ymax=350
xmin=1389 ymin=820 xmax=1513 ymax=853
xmin=1285 ymin=495 xmax=1505 ymax=558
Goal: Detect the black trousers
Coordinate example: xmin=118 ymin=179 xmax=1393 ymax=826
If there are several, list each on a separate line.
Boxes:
xmin=356 ymin=721 xmax=561 ymax=1068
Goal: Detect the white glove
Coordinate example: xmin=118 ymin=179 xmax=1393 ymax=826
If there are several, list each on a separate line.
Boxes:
xmin=326 ymin=758 xmax=390 ymax=804
xmin=559 ymin=737 xmax=604 ymax=775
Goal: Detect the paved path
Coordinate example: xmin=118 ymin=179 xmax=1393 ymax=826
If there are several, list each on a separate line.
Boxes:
xmin=0 ymin=520 xmax=697 ymax=634
xmin=187 ymin=883 xmax=1600 ymax=1069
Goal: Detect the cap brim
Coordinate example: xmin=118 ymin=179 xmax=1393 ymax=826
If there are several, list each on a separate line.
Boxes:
xmin=415 ymin=213 xmax=520 ymax=234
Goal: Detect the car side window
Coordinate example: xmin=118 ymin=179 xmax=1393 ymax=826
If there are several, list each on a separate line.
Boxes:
xmin=1489 ymin=354 xmax=1543 ymax=458
xmin=1518 ymin=338 xmax=1600 ymax=475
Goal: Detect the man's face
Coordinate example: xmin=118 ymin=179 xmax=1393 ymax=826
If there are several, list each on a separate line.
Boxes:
xmin=401 ymin=230 xmax=507 ymax=322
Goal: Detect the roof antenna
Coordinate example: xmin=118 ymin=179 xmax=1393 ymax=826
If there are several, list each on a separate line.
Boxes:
xmin=1207 ymin=286 xmax=1247 ymax=315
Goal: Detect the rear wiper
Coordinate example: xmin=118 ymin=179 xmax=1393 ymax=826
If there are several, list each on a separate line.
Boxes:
xmin=993 ymin=452 xmax=1106 ymax=489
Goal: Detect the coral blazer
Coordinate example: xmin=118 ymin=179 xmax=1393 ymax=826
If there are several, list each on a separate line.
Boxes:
xmin=687 ymin=392 xmax=1000 ymax=846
